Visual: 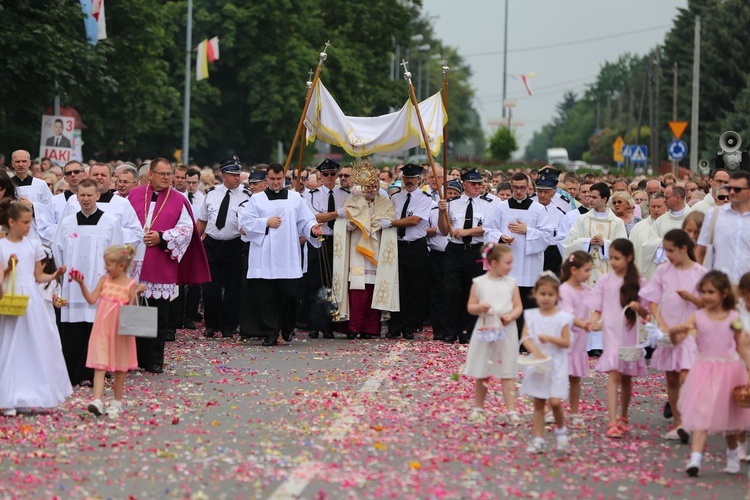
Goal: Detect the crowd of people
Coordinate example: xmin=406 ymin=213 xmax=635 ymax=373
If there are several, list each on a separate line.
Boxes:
xmin=1 ymin=148 xmax=750 ymax=478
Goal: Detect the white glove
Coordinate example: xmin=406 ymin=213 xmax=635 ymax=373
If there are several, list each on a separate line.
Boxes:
xmin=337 ymin=208 xmax=348 ymax=218
xmin=380 ymin=219 xmax=392 ymax=229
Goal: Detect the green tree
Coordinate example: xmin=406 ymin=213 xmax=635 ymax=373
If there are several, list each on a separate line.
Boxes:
xmin=488 ymin=126 xmax=518 ymax=161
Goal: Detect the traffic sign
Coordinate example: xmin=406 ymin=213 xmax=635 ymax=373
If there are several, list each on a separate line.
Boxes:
xmin=669 ymin=121 xmax=689 ymax=140
xmin=613 ymin=136 xmax=625 ymax=163
xmin=668 ymin=139 xmax=688 ymax=161
xmin=622 ymin=145 xmax=633 ymax=158
xmin=630 ymin=145 xmax=648 ymax=163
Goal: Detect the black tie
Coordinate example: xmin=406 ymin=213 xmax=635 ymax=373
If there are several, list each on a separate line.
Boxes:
xmin=55 ymin=137 xmax=60 ymax=147
xmin=188 ymin=192 xmax=194 ymax=203
xmin=398 ymin=192 xmax=411 ymax=239
xmin=215 ymin=190 xmax=231 ymax=230
xmin=463 ymin=198 xmax=473 ymax=245
xmin=327 ymin=190 xmax=335 ymax=230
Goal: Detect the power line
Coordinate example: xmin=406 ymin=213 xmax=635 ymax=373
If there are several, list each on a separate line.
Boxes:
xmin=478 ymin=74 xmax=598 ymax=100
xmin=464 ymin=25 xmax=669 ymax=58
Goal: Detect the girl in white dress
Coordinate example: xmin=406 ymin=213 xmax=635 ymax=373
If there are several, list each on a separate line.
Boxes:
xmin=464 ymin=243 xmax=523 ymax=425
xmin=0 ymin=200 xmax=71 ymax=416
xmin=520 ymin=272 xmax=573 ymax=453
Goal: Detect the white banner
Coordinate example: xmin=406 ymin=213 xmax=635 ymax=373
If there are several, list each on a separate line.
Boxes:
xmin=39 ymin=115 xmax=75 ymax=164
xmin=304 ymin=80 xmax=447 ymax=157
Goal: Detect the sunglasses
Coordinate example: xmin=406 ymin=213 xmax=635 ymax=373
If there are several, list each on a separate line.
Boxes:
xmin=727 ymin=186 xmax=750 ymax=193
xmin=321 ymin=172 xmax=337 ymax=177
xmin=717 ymin=195 xmax=729 ymax=201
xmin=300 ymin=176 xmax=308 ymax=181
xmin=339 ymin=174 xmax=351 ymax=178
xmin=64 ymin=169 xmax=83 ymax=176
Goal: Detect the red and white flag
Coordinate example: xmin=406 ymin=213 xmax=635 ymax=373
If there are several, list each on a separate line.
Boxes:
xmin=196 ymin=37 xmax=220 ymax=81
xmin=92 ymin=0 xmax=107 ymax=42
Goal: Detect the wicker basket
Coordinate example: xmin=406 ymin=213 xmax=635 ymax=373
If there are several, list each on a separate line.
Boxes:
xmin=0 ymin=260 xmax=29 ymax=316
xmin=733 ymin=385 xmax=750 ymax=408
xmin=618 ymin=305 xmax=644 ymax=362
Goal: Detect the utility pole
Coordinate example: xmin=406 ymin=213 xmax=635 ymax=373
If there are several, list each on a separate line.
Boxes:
xmin=689 ymin=15 xmax=701 ymax=174
xmin=647 ymin=58 xmax=654 ymax=173
xmin=606 ymin=95 xmax=612 ymax=129
xmin=655 ymin=51 xmax=661 ymax=176
xmin=182 ymin=0 xmax=193 ymax=164
xmin=672 ymin=62 xmax=678 ymax=176
xmin=501 ymin=0 xmax=509 ymax=118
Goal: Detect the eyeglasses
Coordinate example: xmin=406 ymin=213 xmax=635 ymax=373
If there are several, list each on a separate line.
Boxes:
xmin=300 ymin=176 xmax=308 ymax=181
xmin=321 ymin=172 xmax=337 ymax=177
xmin=612 ymin=200 xmax=625 ymax=204
xmin=152 ymin=171 xmax=173 ymax=177
xmin=64 ymin=169 xmax=83 ymax=176
xmin=717 ymin=195 xmax=729 ymax=201
xmin=339 ymin=174 xmax=351 ymax=178
xmin=511 ymin=184 xmax=527 ymax=190
xmin=727 ymin=186 xmax=750 ymax=193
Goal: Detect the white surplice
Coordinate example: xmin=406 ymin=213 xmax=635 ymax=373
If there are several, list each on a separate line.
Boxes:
xmin=240 ymin=189 xmax=319 ymax=280
xmin=60 ymin=192 xmax=144 ymax=248
xmin=484 ymin=197 xmax=554 ymax=287
xmin=562 ymin=209 xmax=627 ymax=286
xmin=639 ymin=208 xmax=691 ymax=278
xmin=52 ymin=210 xmax=124 ymax=323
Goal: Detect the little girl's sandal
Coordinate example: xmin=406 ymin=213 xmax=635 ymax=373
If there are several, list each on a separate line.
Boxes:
xmin=617 ymin=417 xmax=629 ymax=432
xmin=606 ymin=423 xmax=623 ymax=439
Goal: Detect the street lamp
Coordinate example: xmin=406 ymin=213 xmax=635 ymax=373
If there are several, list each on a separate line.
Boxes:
xmin=415 ymin=44 xmax=431 ymax=100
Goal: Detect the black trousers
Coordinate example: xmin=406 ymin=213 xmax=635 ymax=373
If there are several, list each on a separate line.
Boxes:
xmin=60 ymin=322 xmax=94 ymax=386
xmin=301 ymin=238 xmax=334 ymax=334
xmin=516 ymin=286 xmax=538 ymax=335
xmin=428 ymin=250 xmax=446 ymax=339
xmin=543 ymin=245 xmax=562 ymax=277
xmin=169 ymin=287 xmax=185 ymax=330
xmin=185 ymin=285 xmax=202 ymax=321
xmin=202 ymin=236 xmax=244 ymax=333
xmin=389 ymin=238 xmax=429 ymax=335
xmin=444 ymin=242 xmax=484 ymax=342
xmin=136 ymin=297 xmax=170 ymax=369
xmin=241 ymin=278 xmax=299 ymax=339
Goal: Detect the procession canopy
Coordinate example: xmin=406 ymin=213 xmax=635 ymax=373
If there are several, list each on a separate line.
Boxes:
xmin=304 ymin=80 xmax=447 ymax=157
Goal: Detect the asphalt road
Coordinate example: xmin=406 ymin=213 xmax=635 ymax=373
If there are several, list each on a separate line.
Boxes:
xmin=1 ymin=328 xmax=748 ymax=499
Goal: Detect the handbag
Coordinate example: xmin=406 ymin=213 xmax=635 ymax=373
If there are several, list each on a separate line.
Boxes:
xmin=474 ymin=314 xmax=506 ymax=342
xmin=0 ymin=259 xmax=29 ymax=316
xmin=703 ymin=205 xmax=720 ymax=268
xmin=118 ymin=295 xmax=158 ymax=338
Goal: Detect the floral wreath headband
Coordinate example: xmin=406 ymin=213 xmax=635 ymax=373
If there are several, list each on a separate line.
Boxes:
xmin=537 ymin=270 xmax=560 ymax=283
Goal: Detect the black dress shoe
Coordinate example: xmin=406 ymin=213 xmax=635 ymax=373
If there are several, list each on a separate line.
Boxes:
xmin=385 ymin=331 xmax=400 ymax=339
xmin=203 ymin=328 xmax=216 ymax=338
xmin=261 ymin=337 xmax=278 ymax=346
xmin=403 ymin=332 xmax=415 ymax=340
xmin=322 ymin=331 xmax=334 ymax=339
xmin=442 ymin=337 xmax=456 ymax=344
xmin=359 ymin=333 xmax=378 ymax=339
xmin=145 ymin=364 xmax=163 ymax=374
xmin=663 ymin=401 xmax=673 ymax=419
xmin=346 ymin=331 xmax=358 ymax=339
xmin=165 ymin=330 xmax=176 ymax=342
xmin=183 ymin=320 xmax=196 ymax=330
xmin=308 ymin=331 xmax=319 ymax=339
xmin=281 ymin=330 xmax=294 ymax=342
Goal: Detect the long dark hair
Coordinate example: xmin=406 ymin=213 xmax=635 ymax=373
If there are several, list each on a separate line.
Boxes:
xmin=611 ymin=238 xmax=640 ymax=327
xmin=663 ymin=229 xmax=696 ymax=263
xmin=0 ymin=170 xmax=17 ymax=200
xmin=560 ymin=251 xmax=594 ymax=283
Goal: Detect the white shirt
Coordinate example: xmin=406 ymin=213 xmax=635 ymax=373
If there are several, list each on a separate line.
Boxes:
xmin=391 ymin=188 xmax=432 ymax=241
xmin=304 ymin=185 xmax=350 ymax=236
xmin=13 ymin=175 xmax=52 ymax=241
xmin=427 ymin=204 xmax=448 ymax=252
xmin=38 ymin=191 xmax=75 ymax=246
xmin=197 ymin=184 xmax=251 ymax=240
xmin=697 ymin=204 xmax=750 ymax=284
xmin=441 ymin=194 xmax=496 ymax=245
xmin=181 ymin=190 xmax=205 ymax=221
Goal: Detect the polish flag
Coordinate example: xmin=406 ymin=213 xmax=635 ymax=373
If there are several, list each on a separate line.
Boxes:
xmin=92 ymin=0 xmax=107 ymax=41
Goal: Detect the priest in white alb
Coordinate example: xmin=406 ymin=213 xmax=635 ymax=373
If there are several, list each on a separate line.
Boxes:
xmin=239 ymin=163 xmax=323 ymax=346
xmin=52 ymin=179 xmax=124 ymax=386
xmin=562 ymin=182 xmax=627 ymax=286
xmin=639 ymin=185 xmax=691 ymax=278
xmin=331 ymin=159 xmax=399 ymax=339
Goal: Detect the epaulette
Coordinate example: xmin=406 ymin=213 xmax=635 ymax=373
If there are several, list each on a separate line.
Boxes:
xmin=480 ymin=194 xmax=493 ymax=202
xmin=422 ymin=191 xmax=431 ymax=197
xmin=205 ymin=186 xmax=217 ymax=194
xmin=243 ymin=188 xmax=252 ymax=197
xmin=447 ymin=196 xmax=459 ymax=202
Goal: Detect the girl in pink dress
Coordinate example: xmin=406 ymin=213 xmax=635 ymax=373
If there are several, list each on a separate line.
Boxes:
xmin=671 ymin=271 xmax=750 ymax=477
xmin=587 ymin=239 xmax=649 ymax=439
xmin=558 ymin=251 xmax=594 ymax=427
xmin=72 ymin=245 xmax=144 ymax=418
xmin=640 ymin=229 xmax=706 ymax=443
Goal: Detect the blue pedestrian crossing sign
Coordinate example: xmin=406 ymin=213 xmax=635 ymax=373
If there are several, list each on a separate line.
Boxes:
xmin=630 ymin=145 xmax=648 ymax=163
xmin=622 ymin=145 xmax=633 ymax=158
xmin=668 ymin=139 xmax=688 ymax=161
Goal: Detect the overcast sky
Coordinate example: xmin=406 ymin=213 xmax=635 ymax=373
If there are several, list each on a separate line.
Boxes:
xmin=422 ymin=0 xmax=688 ymax=158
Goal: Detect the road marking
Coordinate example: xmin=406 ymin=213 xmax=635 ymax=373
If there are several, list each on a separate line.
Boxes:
xmin=268 ymin=343 xmax=407 ymax=499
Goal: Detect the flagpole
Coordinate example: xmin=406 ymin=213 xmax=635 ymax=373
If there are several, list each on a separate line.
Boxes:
xmin=283 ymin=41 xmax=330 ymax=176
xmin=402 ymin=60 xmax=452 ymax=234
xmin=441 ymin=57 xmax=449 ymax=197
xmin=182 ymin=0 xmax=193 ymax=164
xmin=294 ymin=72 xmax=315 ymax=191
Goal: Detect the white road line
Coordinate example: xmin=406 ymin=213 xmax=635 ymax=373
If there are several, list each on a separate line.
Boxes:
xmin=267 ymin=343 xmax=407 ymax=499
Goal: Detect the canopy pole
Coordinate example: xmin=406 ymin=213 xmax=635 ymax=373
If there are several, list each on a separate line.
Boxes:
xmin=402 ymin=59 xmax=452 ymax=234
xmin=283 ymin=41 xmax=330 ymax=176
xmin=441 ymin=57 xmax=449 ymax=198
